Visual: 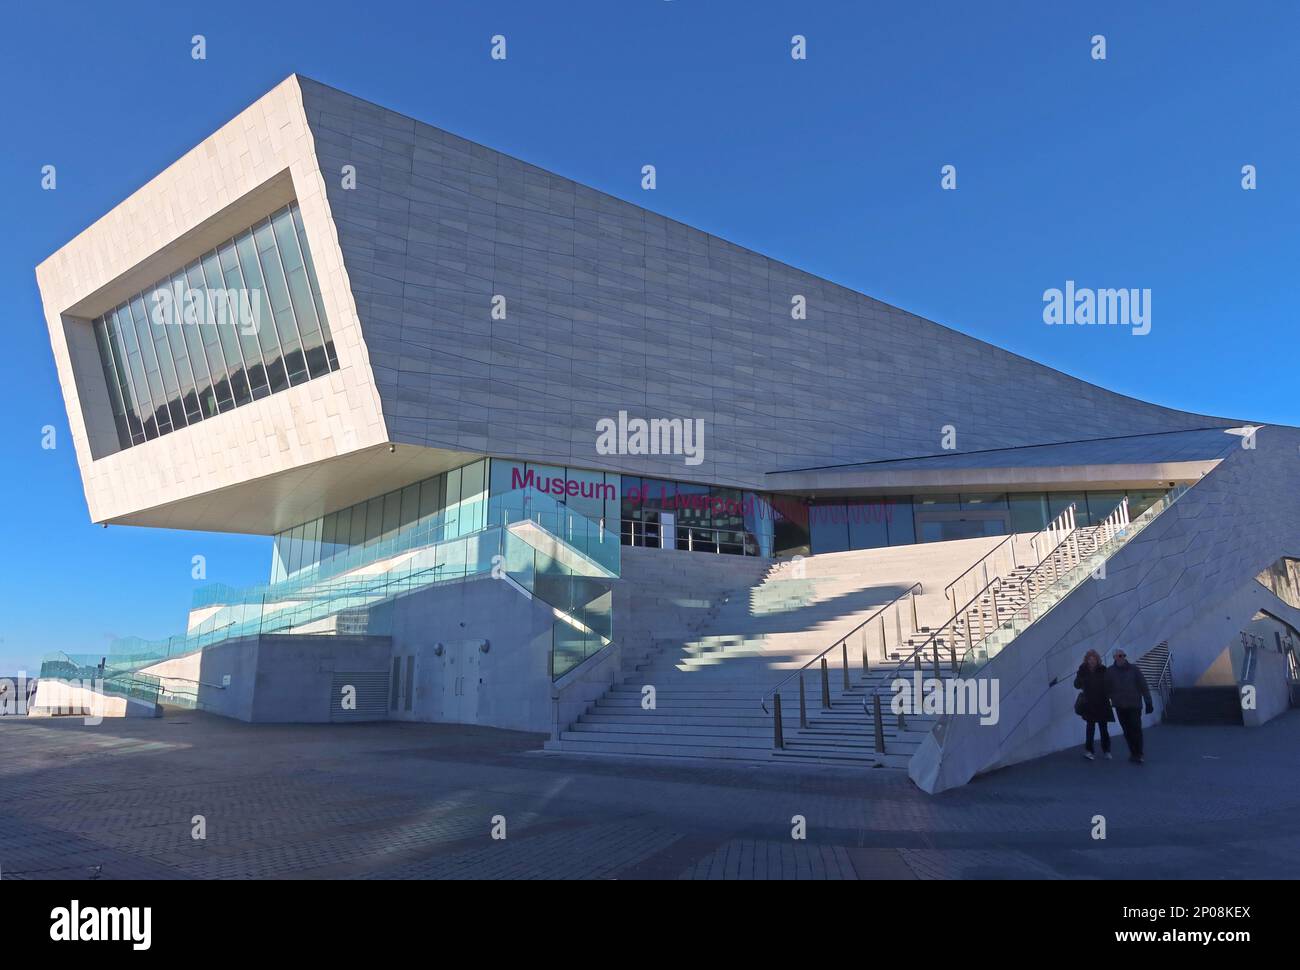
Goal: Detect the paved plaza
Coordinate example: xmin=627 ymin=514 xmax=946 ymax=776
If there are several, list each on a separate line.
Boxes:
xmin=1 ymin=709 xmax=1297 ymax=880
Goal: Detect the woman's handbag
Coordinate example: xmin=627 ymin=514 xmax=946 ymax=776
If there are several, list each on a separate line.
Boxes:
xmin=1074 ymin=692 xmax=1087 ymax=717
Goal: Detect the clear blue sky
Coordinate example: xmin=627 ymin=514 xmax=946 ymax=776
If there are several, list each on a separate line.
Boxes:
xmin=1 ymin=0 xmax=1295 ymax=673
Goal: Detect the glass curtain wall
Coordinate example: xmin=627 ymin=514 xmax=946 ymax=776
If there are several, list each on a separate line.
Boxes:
xmin=488 ymin=460 xmax=620 ymax=525
xmin=270 ymin=459 xmax=488 ymax=584
xmin=620 ymin=476 xmax=771 ymax=556
xmin=778 ymin=488 xmax=1169 ymax=556
xmin=90 ymin=201 xmax=337 ymax=450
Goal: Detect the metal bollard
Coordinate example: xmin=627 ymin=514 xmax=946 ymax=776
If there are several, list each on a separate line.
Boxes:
xmin=873 ymin=692 xmax=886 ymax=754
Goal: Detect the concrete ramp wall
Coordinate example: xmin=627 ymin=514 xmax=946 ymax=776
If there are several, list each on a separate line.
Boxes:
xmin=911 ymin=426 xmax=1300 ymax=793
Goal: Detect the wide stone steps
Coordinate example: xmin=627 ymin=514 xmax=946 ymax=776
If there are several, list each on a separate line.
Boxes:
xmin=555 ymin=534 xmax=1113 ymax=771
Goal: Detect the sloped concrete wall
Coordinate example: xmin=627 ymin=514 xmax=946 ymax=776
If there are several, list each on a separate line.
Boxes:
xmin=912 ymin=425 xmax=1300 ymax=792
xmin=297 ymin=76 xmax=1231 ymax=487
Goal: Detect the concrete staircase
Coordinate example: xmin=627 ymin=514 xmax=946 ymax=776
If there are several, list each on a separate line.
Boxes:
xmin=948 ymin=525 xmax=1108 ymax=658
xmin=547 ymin=538 xmax=1006 ymax=768
xmin=1165 ymin=687 xmax=1244 ymax=725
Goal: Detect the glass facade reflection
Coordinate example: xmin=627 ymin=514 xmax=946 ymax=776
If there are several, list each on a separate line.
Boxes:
xmin=778 ymin=488 xmax=1169 ymax=556
xmin=620 ymin=476 xmax=774 ymax=556
xmin=270 ymin=459 xmax=488 ymax=584
xmin=91 ymin=202 xmax=337 ymax=449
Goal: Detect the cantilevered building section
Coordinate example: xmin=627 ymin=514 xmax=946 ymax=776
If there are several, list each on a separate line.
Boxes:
xmin=35 ymin=75 xmax=1300 ymax=790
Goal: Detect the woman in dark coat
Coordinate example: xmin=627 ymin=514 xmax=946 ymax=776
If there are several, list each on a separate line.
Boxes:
xmin=1074 ymin=649 xmax=1114 ymax=760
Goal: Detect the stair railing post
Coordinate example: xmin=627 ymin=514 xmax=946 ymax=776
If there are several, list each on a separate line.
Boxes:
xmin=873 ymin=692 xmax=886 ymax=753
xmin=820 ymin=657 xmax=831 ymax=709
xmin=878 ymin=615 xmax=887 ymax=662
xmin=842 ymin=642 xmax=850 ymax=691
xmin=949 ymin=587 xmax=961 ymax=653
xmin=799 ymin=674 xmax=808 ymax=728
xmin=861 ymin=628 xmax=869 ymax=675
xmin=910 ymin=589 xmax=919 ymax=633
xmin=773 ymin=692 xmax=784 ymax=749
xmin=932 ymin=642 xmax=941 ymax=679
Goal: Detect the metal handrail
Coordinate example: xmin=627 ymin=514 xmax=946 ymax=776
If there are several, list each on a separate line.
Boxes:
xmin=760 ymin=581 xmax=922 ymax=714
xmin=152 ymin=673 xmax=228 ymax=690
xmin=871 ymin=577 xmax=1003 ymax=697
xmin=1154 ymin=647 xmax=1174 ymax=714
xmin=979 ymin=508 xmax=1088 ymax=627
xmin=944 ymin=532 xmax=1017 ymax=598
xmin=993 ymin=498 xmax=1127 ymax=622
xmin=930 ymin=486 xmax=1193 ymax=752
xmin=1024 ymin=501 xmax=1076 ymax=564
xmin=855 ymin=577 xmax=1010 ymax=752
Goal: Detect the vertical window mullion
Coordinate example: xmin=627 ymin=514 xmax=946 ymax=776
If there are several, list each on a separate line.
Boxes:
xmin=235 ymin=229 xmax=290 ymax=392
xmin=173 ymin=271 xmax=216 ymax=422
xmin=273 ymin=206 xmax=328 ymax=379
xmin=108 ymin=314 xmax=146 ymax=445
xmin=188 ymin=260 xmax=235 ymax=413
xmin=93 ymin=319 xmax=131 ymax=448
xmin=255 ymin=215 xmax=309 ymax=385
xmin=220 ymin=239 xmax=270 ymax=399
xmin=154 ymin=278 xmax=202 ymax=425
xmin=201 ymin=249 xmax=252 ymax=406
xmin=113 ymin=307 xmax=155 ymax=440
xmin=148 ymin=287 xmax=190 ymax=430
xmin=290 ymin=202 xmax=338 ymax=371
xmin=126 ymin=299 xmax=171 ymax=435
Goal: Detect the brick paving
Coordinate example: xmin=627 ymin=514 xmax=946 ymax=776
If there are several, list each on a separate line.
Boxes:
xmin=1 ymin=709 xmax=1299 ymax=879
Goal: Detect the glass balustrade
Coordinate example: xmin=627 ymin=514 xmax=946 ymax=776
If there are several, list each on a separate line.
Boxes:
xmin=956 ymin=485 xmax=1189 ymax=678
xmin=48 ymin=484 xmax=620 ymax=688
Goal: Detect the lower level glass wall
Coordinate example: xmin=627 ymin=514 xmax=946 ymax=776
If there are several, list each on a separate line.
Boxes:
xmin=270 ymin=458 xmax=488 ymax=583
xmin=778 ymin=488 xmax=1171 ymax=557
xmin=619 ymin=477 xmax=774 ymax=557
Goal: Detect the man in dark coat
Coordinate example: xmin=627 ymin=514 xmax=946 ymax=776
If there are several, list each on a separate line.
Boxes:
xmin=1073 ymin=649 xmax=1113 ymax=759
xmin=1105 ymin=649 xmax=1154 ymax=763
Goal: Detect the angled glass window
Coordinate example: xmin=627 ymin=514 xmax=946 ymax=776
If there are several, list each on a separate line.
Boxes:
xmin=89 ymin=201 xmax=336 ymax=450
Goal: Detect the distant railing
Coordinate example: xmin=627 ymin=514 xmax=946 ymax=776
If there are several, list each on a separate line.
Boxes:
xmin=955 ymin=486 xmax=1188 ymax=680
xmin=1029 ymin=503 xmax=1077 ymax=566
xmin=944 ymin=533 xmax=1018 ymax=626
xmin=762 ymin=582 xmax=922 ymax=746
xmin=62 ymin=486 xmax=621 ymax=683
